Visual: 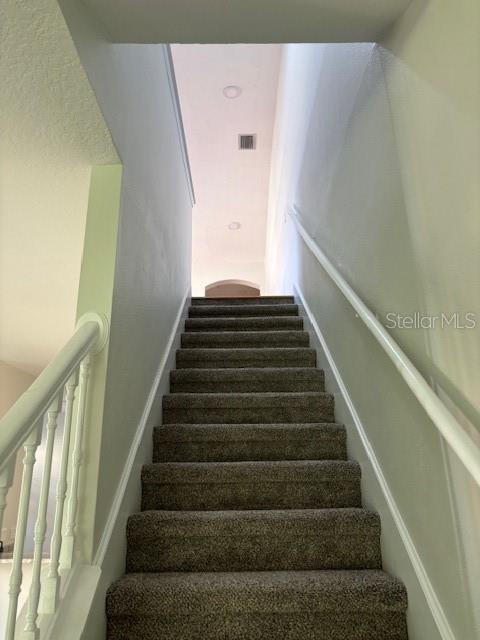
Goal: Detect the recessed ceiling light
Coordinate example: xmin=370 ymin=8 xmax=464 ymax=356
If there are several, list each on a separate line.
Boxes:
xmin=228 ymin=221 xmax=241 ymax=231
xmin=223 ymin=85 xmax=242 ymax=99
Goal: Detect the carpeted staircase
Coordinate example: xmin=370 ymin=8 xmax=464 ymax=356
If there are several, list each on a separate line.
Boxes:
xmin=106 ymin=296 xmax=408 ymax=639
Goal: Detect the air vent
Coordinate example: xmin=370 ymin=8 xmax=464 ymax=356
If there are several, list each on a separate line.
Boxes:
xmin=239 ymin=134 xmax=256 ymax=150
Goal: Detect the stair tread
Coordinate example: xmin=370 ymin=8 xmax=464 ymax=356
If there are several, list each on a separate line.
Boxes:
xmin=181 ymin=330 xmax=310 ymax=348
xmin=183 ymin=330 xmax=307 ymax=336
xmin=189 ymin=304 xmax=299 ymax=317
xmin=153 ymin=423 xmax=346 ymax=462
xmin=163 ymin=391 xmax=334 ymax=422
xmin=154 ymin=422 xmax=344 ymax=441
xmin=163 ymin=391 xmax=332 ymax=407
xmin=142 ymin=460 xmax=360 ymax=483
xmin=178 ymin=347 xmax=314 ymax=353
xmin=185 ymin=316 xmax=303 ymax=331
xmin=128 ymin=508 xmax=380 ymax=538
xmin=107 ymin=570 xmax=407 ymax=616
xmin=171 ymin=367 xmax=322 ymax=378
xmin=170 ymin=367 xmax=324 ymax=392
xmin=126 ymin=508 xmax=382 ymax=573
xmin=142 ymin=461 xmax=360 ymax=510
xmin=176 ymin=347 xmax=316 ymax=370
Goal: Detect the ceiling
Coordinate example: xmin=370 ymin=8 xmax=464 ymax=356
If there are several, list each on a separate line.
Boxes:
xmin=172 ymin=44 xmax=281 ymax=295
xmin=83 ymin=0 xmax=412 ymax=43
xmin=0 ymin=0 xmax=118 ymax=374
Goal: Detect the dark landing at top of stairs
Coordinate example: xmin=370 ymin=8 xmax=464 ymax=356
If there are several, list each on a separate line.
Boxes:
xmin=107 ymin=296 xmax=408 ymax=640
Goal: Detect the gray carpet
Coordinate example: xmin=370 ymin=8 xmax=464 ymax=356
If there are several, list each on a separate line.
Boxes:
xmin=106 ymin=296 xmax=408 ymax=639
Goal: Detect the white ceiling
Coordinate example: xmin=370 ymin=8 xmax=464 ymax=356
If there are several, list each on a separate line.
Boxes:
xmin=84 ymin=0 xmax=412 ymax=43
xmin=0 ymin=0 xmax=118 ymax=374
xmin=172 ymin=44 xmax=281 ymax=295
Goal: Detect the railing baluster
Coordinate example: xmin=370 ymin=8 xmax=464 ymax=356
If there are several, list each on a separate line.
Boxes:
xmin=0 ymin=459 xmax=16 ymax=543
xmin=24 ymin=396 xmax=62 ymax=638
xmin=5 ymin=423 xmax=42 ymax=640
xmin=0 ymin=314 xmax=105 ymax=637
xmin=60 ymin=355 xmax=91 ymax=570
xmin=40 ymin=373 xmax=78 ymax=614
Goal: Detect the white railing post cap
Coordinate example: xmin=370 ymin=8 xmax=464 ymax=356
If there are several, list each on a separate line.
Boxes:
xmin=75 ymin=312 xmax=109 ymax=354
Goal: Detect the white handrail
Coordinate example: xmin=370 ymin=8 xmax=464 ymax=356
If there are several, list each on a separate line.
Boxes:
xmin=0 ymin=318 xmax=103 ymax=474
xmin=289 ymin=207 xmax=480 ymax=487
xmin=0 ymin=312 xmax=108 ymax=639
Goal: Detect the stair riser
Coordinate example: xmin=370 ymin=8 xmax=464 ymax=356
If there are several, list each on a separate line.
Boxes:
xmin=162 ymin=406 xmax=335 ymax=424
xmin=127 ymin=535 xmax=381 ymax=572
xmin=170 ymin=380 xmax=325 ymax=393
xmin=191 ymin=296 xmax=295 ymax=305
xmin=181 ymin=332 xmax=310 ymax=349
xmin=108 ymin=612 xmax=408 ymax=640
xmin=188 ymin=305 xmax=298 ymax=317
xmin=185 ymin=317 xmax=304 ymax=331
xmin=177 ymin=350 xmax=316 ymax=368
xmin=170 ymin=370 xmax=325 ymax=393
xmin=141 ymin=480 xmax=361 ymax=511
xmin=153 ymin=423 xmax=345 ymax=462
xmin=153 ymin=439 xmax=346 ymax=462
xmin=127 ymin=509 xmax=381 ymax=572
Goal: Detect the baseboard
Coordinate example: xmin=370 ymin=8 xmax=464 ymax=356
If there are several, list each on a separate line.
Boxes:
xmin=93 ymin=285 xmax=190 ymax=567
xmin=42 ymin=287 xmax=191 ymax=640
xmin=93 ymin=288 xmax=189 ymax=564
xmin=294 ymin=284 xmax=454 ymax=640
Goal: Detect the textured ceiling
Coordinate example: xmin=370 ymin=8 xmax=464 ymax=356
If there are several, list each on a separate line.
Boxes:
xmin=0 ymin=0 xmax=118 ymax=374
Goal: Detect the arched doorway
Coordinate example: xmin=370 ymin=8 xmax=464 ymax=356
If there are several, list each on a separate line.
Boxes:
xmin=205 ymin=279 xmax=260 ymax=298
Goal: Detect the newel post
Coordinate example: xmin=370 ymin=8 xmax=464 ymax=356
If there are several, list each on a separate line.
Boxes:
xmin=60 ymin=312 xmax=109 ymax=570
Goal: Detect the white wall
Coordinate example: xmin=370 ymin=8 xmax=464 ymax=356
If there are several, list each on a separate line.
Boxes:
xmin=266 ymin=2 xmax=479 ymax=635
xmin=0 ymin=363 xmax=35 ymax=419
xmin=59 ymin=1 xmax=194 ymax=561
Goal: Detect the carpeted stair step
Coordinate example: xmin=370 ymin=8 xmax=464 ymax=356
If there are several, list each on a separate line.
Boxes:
xmin=185 ymin=316 xmax=304 ymax=332
xmin=181 ymin=330 xmax=309 ymax=349
xmin=191 ymin=295 xmax=295 ymax=306
xmin=106 ymin=570 xmax=408 ymax=640
xmin=177 ymin=347 xmax=316 ymax=369
xmin=106 ymin=294 xmax=409 ymax=640
xmin=189 ymin=303 xmax=299 ymax=317
xmin=126 ymin=508 xmax=382 ymax=573
xmin=162 ymin=392 xmax=335 ymax=424
xmin=170 ymin=368 xmax=324 ymax=394
xmin=153 ymin=423 xmax=346 ymax=462
xmin=141 ymin=460 xmax=361 ymax=510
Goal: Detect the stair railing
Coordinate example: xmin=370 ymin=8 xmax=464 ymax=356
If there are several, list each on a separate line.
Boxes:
xmin=289 ymin=206 xmax=480 ymax=487
xmin=0 ymin=313 xmax=108 ymax=640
